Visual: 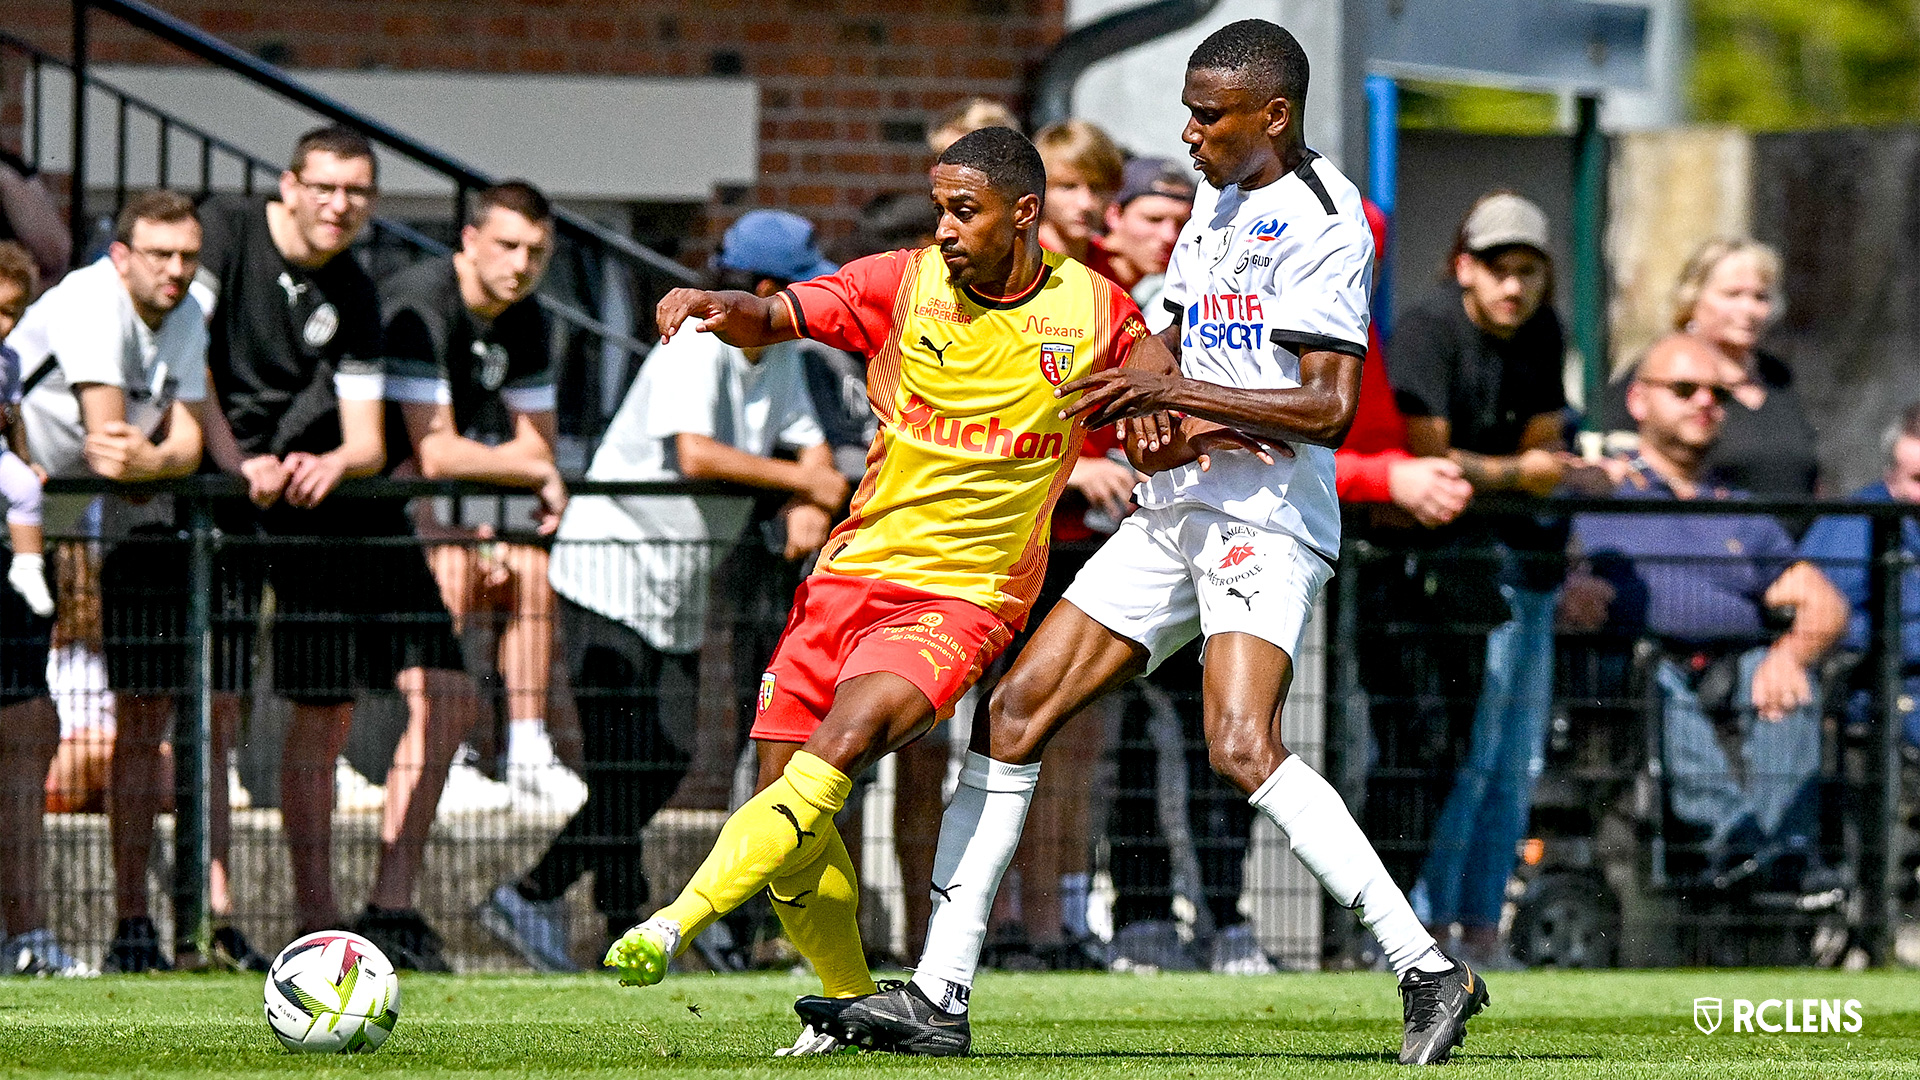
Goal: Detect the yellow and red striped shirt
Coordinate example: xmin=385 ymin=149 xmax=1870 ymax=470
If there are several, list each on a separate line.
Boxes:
xmin=779 ymin=245 xmax=1146 ymax=626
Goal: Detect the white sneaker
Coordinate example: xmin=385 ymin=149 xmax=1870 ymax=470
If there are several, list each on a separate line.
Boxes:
xmin=335 ymin=757 xmax=386 ymax=813
xmin=3 ymin=928 xmax=97 ymax=977
xmin=506 ymin=728 xmax=589 ymax=816
xmin=477 ymin=883 xmax=579 ymax=973
xmin=1207 ymin=923 xmax=1281 ymax=975
xmin=229 ymin=763 xmax=252 ymax=811
xmin=1108 ymin=919 xmax=1199 ymax=973
xmin=436 ymin=753 xmax=513 ymax=817
xmin=8 ymin=553 xmax=53 ymax=618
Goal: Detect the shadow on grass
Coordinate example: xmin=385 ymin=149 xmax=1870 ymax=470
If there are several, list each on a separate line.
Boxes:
xmin=988 ymin=1050 xmax=1601 ymax=1063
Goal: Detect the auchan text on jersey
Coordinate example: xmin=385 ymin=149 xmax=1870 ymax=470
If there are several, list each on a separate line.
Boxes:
xmin=899 ymin=395 xmax=1067 ymax=460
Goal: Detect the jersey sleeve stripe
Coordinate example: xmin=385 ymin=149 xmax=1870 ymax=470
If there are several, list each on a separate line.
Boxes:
xmin=1271 ymin=329 xmax=1366 ymax=359
xmin=1163 ymin=298 xmax=1183 ymax=318
xmin=776 ymin=289 xmax=809 ymax=340
xmin=1293 ymin=152 xmax=1337 ymax=215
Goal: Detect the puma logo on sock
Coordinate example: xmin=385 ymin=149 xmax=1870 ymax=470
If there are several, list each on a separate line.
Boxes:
xmin=929 ymin=881 xmax=959 ymax=902
xmin=772 ymin=803 xmax=815 ymax=848
xmin=770 ymin=889 xmax=812 ymax=908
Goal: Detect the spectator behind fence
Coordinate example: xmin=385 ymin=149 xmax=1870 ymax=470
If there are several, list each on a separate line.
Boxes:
xmin=489 ymin=210 xmax=844 ymax=972
xmin=12 ymin=193 xmax=227 ymax=971
xmin=0 ymin=241 xmax=89 ymax=976
xmin=1800 ymin=402 xmax=1920 ymax=752
xmin=1597 ymin=238 xmax=1818 ymax=496
xmin=1566 ymin=333 xmax=1846 ymax=894
xmin=192 ymin=124 xmax=478 ymax=971
xmin=927 ymin=97 xmax=1021 ymax=158
xmin=1100 ymin=157 xmax=1196 ymax=311
xmin=1390 ymin=191 xmax=1605 ymax=967
xmin=1033 ymin=119 xmax=1124 ymax=279
xmin=0 ymin=144 xmax=73 ymax=290
xmin=382 ymin=180 xmax=583 ymax=815
xmin=0 ymin=244 xmax=48 ymax=618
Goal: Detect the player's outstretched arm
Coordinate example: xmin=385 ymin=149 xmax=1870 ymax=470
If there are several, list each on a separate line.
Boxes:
xmin=1060 ymin=348 xmax=1361 ymax=448
xmin=654 ymin=288 xmax=798 ymax=348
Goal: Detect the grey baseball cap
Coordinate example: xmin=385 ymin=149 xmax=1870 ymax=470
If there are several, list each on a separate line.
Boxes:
xmin=1462 ymin=193 xmax=1549 ymax=255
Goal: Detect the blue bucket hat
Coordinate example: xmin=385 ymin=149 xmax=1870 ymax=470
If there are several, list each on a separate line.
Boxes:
xmin=715 ymin=210 xmax=838 ymax=283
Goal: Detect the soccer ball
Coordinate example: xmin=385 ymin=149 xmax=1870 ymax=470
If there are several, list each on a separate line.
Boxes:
xmin=264 ymin=931 xmax=402 ymax=1054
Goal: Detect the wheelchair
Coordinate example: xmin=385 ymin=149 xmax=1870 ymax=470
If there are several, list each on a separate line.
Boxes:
xmin=1506 ymin=636 xmax=1863 ymax=968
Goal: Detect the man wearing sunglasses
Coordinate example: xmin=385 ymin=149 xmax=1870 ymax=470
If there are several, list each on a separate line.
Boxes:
xmin=1565 ymin=333 xmax=1847 ymax=895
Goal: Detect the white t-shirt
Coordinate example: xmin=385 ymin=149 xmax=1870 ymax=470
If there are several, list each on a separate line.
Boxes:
xmin=548 ymin=323 xmax=825 ymax=652
xmin=1136 ymin=153 xmax=1373 ymax=559
xmin=11 ymin=258 xmax=209 ymax=532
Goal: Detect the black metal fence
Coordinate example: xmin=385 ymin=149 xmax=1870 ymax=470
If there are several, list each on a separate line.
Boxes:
xmin=9 ymin=481 xmax=1917 ymax=973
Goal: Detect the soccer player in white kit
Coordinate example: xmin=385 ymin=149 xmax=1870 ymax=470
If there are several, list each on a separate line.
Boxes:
xmin=794 ymin=20 xmax=1488 ymax=1066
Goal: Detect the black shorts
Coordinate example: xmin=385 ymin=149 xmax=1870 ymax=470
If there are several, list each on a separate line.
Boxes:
xmin=101 ymin=526 xmax=260 ymax=696
xmin=255 ymin=498 xmax=463 ymax=704
xmin=106 ymin=499 xmax=464 ymax=705
xmin=0 ymin=547 xmax=51 ymax=707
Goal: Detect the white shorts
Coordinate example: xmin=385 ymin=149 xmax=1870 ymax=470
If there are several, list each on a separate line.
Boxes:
xmin=1061 ymin=503 xmax=1333 ymax=674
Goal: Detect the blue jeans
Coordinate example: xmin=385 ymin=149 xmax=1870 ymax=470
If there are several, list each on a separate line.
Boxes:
xmin=1415 ymin=585 xmax=1558 ymax=929
xmin=1657 ymin=648 xmax=1820 ymax=853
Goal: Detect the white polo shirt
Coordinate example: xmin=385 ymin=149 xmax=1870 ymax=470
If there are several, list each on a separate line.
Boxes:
xmin=548 ymin=321 xmax=825 ymax=652
xmin=10 ymin=257 xmax=207 ymax=532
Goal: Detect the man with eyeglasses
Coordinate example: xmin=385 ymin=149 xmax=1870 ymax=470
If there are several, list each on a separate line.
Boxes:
xmin=8 ymin=189 xmax=213 ymax=973
xmin=190 ymin=125 xmax=478 ymax=971
xmin=1564 ymin=332 xmax=1847 ymax=895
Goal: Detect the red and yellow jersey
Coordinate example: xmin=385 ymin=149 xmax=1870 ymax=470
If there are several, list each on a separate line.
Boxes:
xmin=778 ymin=245 xmax=1147 ymax=626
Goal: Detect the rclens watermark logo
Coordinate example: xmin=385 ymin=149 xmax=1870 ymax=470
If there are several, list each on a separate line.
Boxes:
xmin=1693 ymin=997 xmax=1863 ymax=1034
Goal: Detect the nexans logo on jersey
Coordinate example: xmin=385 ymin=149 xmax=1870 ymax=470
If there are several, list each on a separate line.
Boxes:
xmin=1184 ymin=293 xmax=1267 ymax=351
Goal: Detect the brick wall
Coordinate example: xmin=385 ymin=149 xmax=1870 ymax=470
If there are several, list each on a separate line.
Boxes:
xmin=4 ymin=0 xmax=1068 ymax=254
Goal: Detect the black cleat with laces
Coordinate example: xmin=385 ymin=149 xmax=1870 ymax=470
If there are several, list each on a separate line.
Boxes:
xmin=794 ymin=979 xmax=971 ymax=1057
xmin=1397 ymin=955 xmax=1489 ymax=1065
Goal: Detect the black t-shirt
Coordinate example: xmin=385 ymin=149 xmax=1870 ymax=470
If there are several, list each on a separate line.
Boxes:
xmin=1388 ymin=287 xmax=1568 ymax=454
xmin=196 ymin=195 xmax=383 ymax=458
xmin=378 ymin=257 xmax=554 ymax=449
xmin=1594 ymin=349 xmax=1819 ymax=496
xmin=1389 ymin=287 xmax=1571 ymax=588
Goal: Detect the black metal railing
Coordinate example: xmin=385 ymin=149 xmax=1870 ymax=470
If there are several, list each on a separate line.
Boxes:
xmin=3 ymin=0 xmax=700 ymax=448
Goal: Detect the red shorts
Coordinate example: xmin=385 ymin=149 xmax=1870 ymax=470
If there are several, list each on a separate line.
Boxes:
xmin=750 ymin=572 xmax=1014 ymax=744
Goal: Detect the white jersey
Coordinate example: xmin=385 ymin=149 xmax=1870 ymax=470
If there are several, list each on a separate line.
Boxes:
xmin=1136 ymin=152 xmax=1373 ymax=559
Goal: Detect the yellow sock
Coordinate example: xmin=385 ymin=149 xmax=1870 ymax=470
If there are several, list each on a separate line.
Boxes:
xmin=769 ymin=820 xmax=878 ymax=998
xmin=655 ymin=751 xmax=852 ymax=948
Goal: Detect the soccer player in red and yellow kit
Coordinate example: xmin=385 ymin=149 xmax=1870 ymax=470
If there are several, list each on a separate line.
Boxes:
xmin=604 ymin=128 xmax=1148 ymax=1016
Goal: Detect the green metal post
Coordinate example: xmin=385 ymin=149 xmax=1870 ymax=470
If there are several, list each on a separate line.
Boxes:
xmin=1571 ymin=95 xmax=1608 ymax=423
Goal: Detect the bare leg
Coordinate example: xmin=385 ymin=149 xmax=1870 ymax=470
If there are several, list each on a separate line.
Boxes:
xmin=207 ymin=693 xmax=241 ymax=917
xmin=0 ymin=696 xmax=58 ymax=934
xmin=499 ymin=544 xmax=553 ymax=726
xmin=44 ymin=732 xmax=113 ymax=814
xmin=281 ymin=701 xmax=353 ymax=930
xmin=109 ymin=694 xmax=173 ymax=920
xmin=369 ymin=666 xmax=477 ymax=910
xmin=1195 ymin=633 xmax=1293 ymax=794
xmin=892 ymin=735 xmax=948 ymax=956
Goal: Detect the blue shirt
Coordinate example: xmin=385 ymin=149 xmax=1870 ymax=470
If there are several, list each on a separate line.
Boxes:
xmin=1571 ymin=456 xmax=1797 ymax=644
xmin=0 ymin=343 xmax=19 ymax=406
xmin=1799 ymin=482 xmax=1920 ymax=662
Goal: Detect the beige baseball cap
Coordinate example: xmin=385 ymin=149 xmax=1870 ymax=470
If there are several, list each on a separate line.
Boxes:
xmin=1462 ymin=192 xmax=1550 ymax=255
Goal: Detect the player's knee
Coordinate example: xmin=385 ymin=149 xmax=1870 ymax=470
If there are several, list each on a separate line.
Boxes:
xmin=1206 ymin=721 xmax=1277 ymax=790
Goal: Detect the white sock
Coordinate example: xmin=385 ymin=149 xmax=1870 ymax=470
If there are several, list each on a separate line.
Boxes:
xmin=8 ymin=553 xmax=52 ymax=617
xmin=909 ymin=752 xmax=1039 ymax=1015
xmin=1059 ymin=872 xmax=1091 ymax=939
xmin=1249 ymin=755 xmax=1441 ymax=978
xmin=507 ymin=718 xmax=552 ymax=765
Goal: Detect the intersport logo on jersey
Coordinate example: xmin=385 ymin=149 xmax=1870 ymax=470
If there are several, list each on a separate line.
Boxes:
xmin=896 ymin=394 xmax=1066 ymax=460
xmin=1183 ymin=293 xmax=1266 ymax=351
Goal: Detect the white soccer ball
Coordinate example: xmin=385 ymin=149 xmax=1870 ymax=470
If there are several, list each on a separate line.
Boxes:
xmin=263 ymin=931 xmax=402 ymax=1054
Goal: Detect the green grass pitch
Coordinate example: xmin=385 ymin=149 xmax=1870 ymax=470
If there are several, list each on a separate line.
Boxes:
xmin=3 ymin=969 xmax=1920 ymax=1078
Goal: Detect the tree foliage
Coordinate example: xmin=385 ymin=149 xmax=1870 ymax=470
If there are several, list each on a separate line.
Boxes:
xmin=1691 ymin=0 xmax=1920 ymax=128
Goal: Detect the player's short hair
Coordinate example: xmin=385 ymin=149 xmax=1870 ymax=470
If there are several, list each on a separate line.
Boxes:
xmin=470 ymin=180 xmax=553 ymax=229
xmin=935 ymin=127 xmax=1047 ymax=207
xmin=928 ymin=97 xmax=1022 ymax=156
xmin=0 ymin=240 xmax=37 ymax=296
xmin=1187 ymin=19 xmax=1310 ymax=106
xmin=1032 ymin=119 xmax=1125 ymax=195
xmin=1883 ymin=401 xmax=1920 ymax=466
xmin=114 ymin=189 xmax=199 ymax=245
xmin=1670 ymin=237 xmax=1780 ymax=332
xmin=290 ymin=124 xmax=378 ymax=183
